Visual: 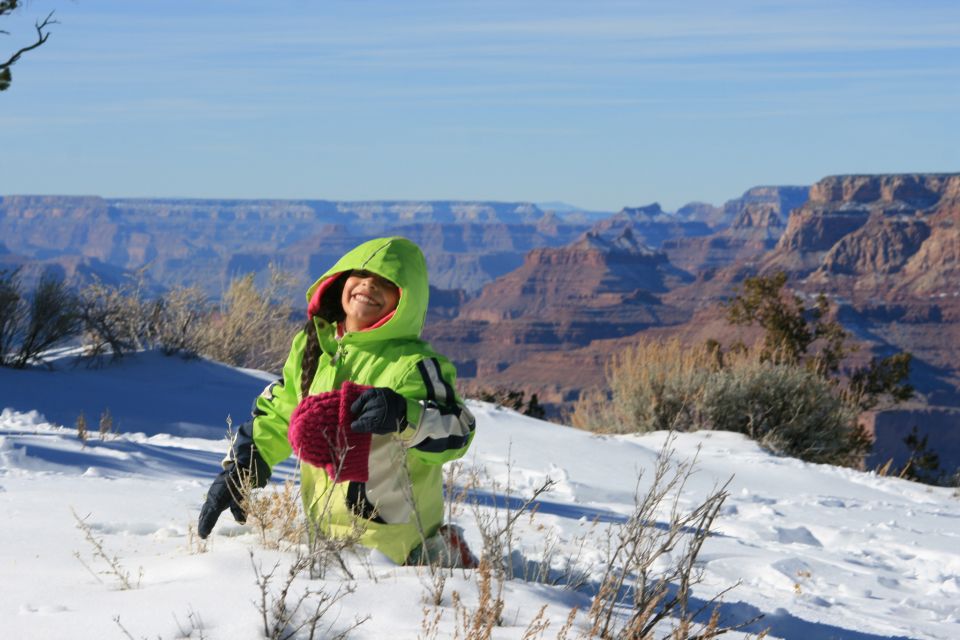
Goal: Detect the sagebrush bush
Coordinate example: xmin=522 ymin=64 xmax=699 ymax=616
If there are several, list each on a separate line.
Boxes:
xmin=72 ymin=267 xmax=296 ymax=372
xmin=200 ymin=270 xmax=298 ymax=373
xmin=571 ymin=339 xmax=714 ymax=434
xmin=152 ymin=285 xmax=209 ymax=358
xmin=701 ymin=350 xmax=867 ymax=466
xmin=79 ymin=275 xmax=154 ymax=360
xmin=572 ymin=338 xmax=870 ymax=467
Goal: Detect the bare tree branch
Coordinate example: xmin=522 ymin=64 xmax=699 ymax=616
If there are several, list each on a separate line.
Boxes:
xmin=2 ymin=10 xmax=55 ymax=68
xmin=1 ymin=5 xmax=57 ymax=91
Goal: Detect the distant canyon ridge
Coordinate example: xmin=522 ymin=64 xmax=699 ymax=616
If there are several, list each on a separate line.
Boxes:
xmin=2 ymin=174 xmax=959 ymax=470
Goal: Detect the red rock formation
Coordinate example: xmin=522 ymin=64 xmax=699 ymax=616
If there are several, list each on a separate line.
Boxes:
xmin=458 ymin=228 xmax=689 ymax=324
xmin=424 ymin=227 xmax=692 ymax=402
xmin=663 ymin=186 xmax=806 ymax=275
xmin=764 ymin=174 xmax=960 ymax=299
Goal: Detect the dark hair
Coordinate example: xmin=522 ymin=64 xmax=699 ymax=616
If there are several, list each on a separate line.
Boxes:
xmin=300 ymin=274 xmax=347 ymax=399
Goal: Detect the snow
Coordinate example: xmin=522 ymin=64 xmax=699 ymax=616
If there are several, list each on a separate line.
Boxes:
xmin=1 ymin=351 xmax=958 ymax=639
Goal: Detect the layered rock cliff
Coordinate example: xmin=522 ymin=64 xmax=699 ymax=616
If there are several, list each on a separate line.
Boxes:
xmin=424 ymin=227 xmax=691 ymax=387
xmin=589 ymin=203 xmax=713 ymax=249
xmin=0 ymin=196 xmax=599 ymax=295
xmin=663 ymin=186 xmax=808 ymax=275
xmin=458 ymin=228 xmax=689 ymax=324
xmin=761 ymin=174 xmax=960 ymax=299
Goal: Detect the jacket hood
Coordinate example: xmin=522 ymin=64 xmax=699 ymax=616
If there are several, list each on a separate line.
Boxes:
xmin=305 ymin=237 xmax=429 ymax=342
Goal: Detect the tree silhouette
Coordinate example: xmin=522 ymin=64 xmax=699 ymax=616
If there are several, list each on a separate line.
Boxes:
xmin=1 ymin=1 xmax=56 ymax=92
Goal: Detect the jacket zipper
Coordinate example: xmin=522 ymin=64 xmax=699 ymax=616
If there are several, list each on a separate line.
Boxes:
xmin=331 ymin=341 xmax=348 ymax=366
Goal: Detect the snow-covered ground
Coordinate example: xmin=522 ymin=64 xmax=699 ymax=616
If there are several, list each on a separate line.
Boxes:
xmin=1 ymin=352 xmax=958 ymax=639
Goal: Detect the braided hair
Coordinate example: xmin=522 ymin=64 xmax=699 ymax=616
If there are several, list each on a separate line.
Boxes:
xmin=299 ymin=274 xmax=347 ymax=399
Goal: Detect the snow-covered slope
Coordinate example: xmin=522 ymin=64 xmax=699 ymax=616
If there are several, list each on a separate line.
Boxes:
xmin=1 ymin=352 xmax=957 ymax=639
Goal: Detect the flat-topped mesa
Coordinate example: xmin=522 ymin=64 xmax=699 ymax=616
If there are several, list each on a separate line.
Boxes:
xmin=808 ymin=174 xmax=960 ymax=207
xmin=0 ymin=195 xmax=111 ymax=220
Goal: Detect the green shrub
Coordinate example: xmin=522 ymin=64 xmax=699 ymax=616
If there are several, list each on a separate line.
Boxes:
xmin=701 ymin=353 xmax=866 ymax=466
xmin=572 ymin=339 xmax=870 ymax=467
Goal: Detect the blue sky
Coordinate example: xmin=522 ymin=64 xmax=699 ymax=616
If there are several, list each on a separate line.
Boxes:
xmin=1 ymin=0 xmax=958 ymax=211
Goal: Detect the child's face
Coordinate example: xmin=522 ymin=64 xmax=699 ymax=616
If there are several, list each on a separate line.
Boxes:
xmin=341 ymin=270 xmax=400 ymax=332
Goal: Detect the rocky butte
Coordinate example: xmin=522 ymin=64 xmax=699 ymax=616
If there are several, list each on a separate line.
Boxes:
xmin=424 ymin=226 xmax=691 ymax=396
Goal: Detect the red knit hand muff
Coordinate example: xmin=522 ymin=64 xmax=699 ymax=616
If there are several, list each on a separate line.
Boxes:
xmin=288 ymin=381 xmax=373 ymax=483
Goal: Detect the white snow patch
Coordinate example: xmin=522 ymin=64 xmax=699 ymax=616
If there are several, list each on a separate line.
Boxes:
xmin=0 ymin=354 xmax=958 ymax=639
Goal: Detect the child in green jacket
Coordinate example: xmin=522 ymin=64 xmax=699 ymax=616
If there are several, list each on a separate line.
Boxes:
xmin=198 ymin=237 xmax=477 ymax=566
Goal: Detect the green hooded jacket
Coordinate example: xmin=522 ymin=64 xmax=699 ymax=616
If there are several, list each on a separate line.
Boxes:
xmin=249 ymin=237 xmax=475 ymax=563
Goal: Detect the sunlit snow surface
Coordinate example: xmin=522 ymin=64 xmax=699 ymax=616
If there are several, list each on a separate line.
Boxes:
xmin=1 ymin=352 xmax=958 ymax=639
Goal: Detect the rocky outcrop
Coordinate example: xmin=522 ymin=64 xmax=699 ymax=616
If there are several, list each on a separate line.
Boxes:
xmin=459 ymin=227 xmax=689 ymax=324
xmin=424 ymin=227 xmax=692 ymax=392
xmin=762 ymin=174 xmax=960 ymax=298
xmin=664 ymin=186 xmax=807 ymax=275
xmin=426 ymin=286 xmax=467 ymax=321
xmin=807 ymin=174 xmax=957 ymax=206
xmin=590 ymin=203 xmax=713 ymax=249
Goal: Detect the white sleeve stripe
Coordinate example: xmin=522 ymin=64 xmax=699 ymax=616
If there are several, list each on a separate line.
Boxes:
xmin=410 ymin=403 xmax=475 ymax=446
xmin=418 ymin=358 xmax=448 ymax=405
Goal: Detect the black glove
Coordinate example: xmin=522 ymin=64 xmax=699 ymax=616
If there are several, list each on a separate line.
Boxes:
xmin=197 ymin=422 xmax=271 ymax=539
xmin=350 ymin=387 xmax=408 ymax=435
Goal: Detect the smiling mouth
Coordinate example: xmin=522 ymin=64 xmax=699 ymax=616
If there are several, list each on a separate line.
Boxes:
xmin=352 ymin=293 xmax=380 ymax=307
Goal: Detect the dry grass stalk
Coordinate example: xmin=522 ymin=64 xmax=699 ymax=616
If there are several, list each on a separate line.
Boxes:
xmin=250 ymin=548 xmax=368 ymax=640
xmin=186 ymin=522 xmax=209 ymax=555
xmin=449 ymin=558 xmax=504 ymax=640
xmin=304 ymin=481 xmax=366 ymax=581
xmin=556 ymin=607 xmax=579 ymax=640
xmin=71 ymin=508 xmax=142 ymax=590
xmin=75 ymin=411 xmax=88 ymax=445
xmin=469 ymin=447 xmax=557 ymax=582
xmin=173 ymin=607 xmax=208 ymax=639
xmin=243 ymin=478 xmax=306 ymax=551
xmin=98 ymin=408 xmax=114 ymax=440
xmin=581 ymin=438 xmax=756 ymax=640
xmin=420 ymin=603 xmax=444 ymax=639
xmin=520 ymin=604 xmax=550 ymax=639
